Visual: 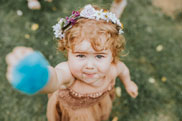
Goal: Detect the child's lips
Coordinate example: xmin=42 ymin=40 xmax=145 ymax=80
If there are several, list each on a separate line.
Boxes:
xmin=83 ymin=72 xmax=95 ymax=78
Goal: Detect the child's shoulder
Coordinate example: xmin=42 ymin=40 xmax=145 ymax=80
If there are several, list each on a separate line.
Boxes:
xmin=55 ymin=61 xmax=74 ymax=82
xmin=55 ymin=61 xmax=70 ymax=70
xmin=110 ymin=60 xmax=125 ymax=77
xmin=110 ymin=62 xmax=120 ymax=78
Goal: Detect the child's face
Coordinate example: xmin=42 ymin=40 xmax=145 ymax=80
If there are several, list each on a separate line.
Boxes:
xmin=68 ymin=40 xmax=113 ymax=84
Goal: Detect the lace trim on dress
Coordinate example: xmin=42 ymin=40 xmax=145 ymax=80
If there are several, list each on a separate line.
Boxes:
xmin=57 ymin=85 xmax=114 ymax=109
xmin=68 ymin=84 xmax=113 ymax=98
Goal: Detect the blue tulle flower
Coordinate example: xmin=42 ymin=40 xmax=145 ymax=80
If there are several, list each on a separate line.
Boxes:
xmin=11 ymin=52 xmax=50 ymax=95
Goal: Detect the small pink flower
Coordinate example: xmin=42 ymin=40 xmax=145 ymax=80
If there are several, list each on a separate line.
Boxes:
xmin=72 ymin=11 xmax=76 ymax=15
xmin=66 ymin=16 xmax=69 ymax=21
xmin=75 ymin=11 xmax=80 ymax=17
xmin=72 ymin=11 xmax=80 ymax=17
xmin=70 ymin=18 xmax=76 ymax=25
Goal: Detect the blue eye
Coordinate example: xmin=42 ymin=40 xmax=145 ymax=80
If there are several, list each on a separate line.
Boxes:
xmin=96 ymin=55 xmax=104 ymax=59
xmin=76 ymin=54 xmax=86 ymax=58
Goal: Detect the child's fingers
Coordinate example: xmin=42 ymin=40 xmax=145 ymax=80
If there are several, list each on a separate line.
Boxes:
xmin=13 ymin=46 xmax=32 ymax=51
xmin=133 ymin=87 xmax=138 ymax=97
xmin=6 ymin=64 xmax=14 ymax=82
xmin=5 ymin=53 xmax=19 ymax=66
xmin=6 ymin=66 xmax=13 ymax=82
xmin=134 ymin=92 xmax=138 ymax=98
xmin=130 ymin=92 xmax=135 ymax=98
xmin=6 ymin=47 xmax=34 ymax=83
xmin=6 ymin=47 xmax=34 ymax=65
xmin=5 ymin=53 xmax=12 ymax=64
xmin=13 ymin=46 xmax=33 ymax=53
xmin=130 ymin=90 xmax=138 ymax=98
xmin=13 ymin=47 xmax=33 ymax=60
xmin=24 ymin=48 xmax=34 ymax=54
xmin=6 ymin=72 xmax=13 ymax=82
xmin=7 ymin=66 xmax=13 ymax=74
xmin=131 ymin=93 xmax=137 ymax=98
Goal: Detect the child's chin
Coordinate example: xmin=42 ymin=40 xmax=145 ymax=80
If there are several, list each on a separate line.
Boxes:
xmin=82 ymin=78 xmax=98 ymax=84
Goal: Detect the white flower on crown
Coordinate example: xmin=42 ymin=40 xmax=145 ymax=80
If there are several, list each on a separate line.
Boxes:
xmin=80 ymin=4 xmax=96 ymax=19
xmin=108 ymin=12 xmax=117 ymax=24
xmin=53 ymin=4 xmax=124 ymax=39
xmin=95 ymin=9 xmax=104 ymax=20
xmin=53 ymin=18 xmax=65 ymax=39
xmin=102 ymin=12 xmax=111 ymax=22
xmin=53 ymin=23 xmax=61 ymax=38
xmin=119 ymin=29 xmax=124 ymax=34
xmin=116 ymin=19 xmax=122 ymax=27
xmin=58 ymin=18 xmax=66 ymax=25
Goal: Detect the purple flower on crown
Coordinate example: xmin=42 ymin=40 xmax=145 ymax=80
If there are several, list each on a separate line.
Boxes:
xmin=72 ymin=11 xmax=80 ymax=17
xmin=66 ymin=16 xmax=69 ymax=21
xmin=65 ymin=11 xmax=80 ymax=25
xmin=70 ymin=18 xmax=76 ymax=25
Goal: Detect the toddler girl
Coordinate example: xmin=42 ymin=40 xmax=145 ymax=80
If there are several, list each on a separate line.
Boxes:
xmin=6 ymin=4 xmax=138 ymax=121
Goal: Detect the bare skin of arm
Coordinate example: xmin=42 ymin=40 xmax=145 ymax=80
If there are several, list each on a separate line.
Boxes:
xmin=6 ymin=47 xmax=74 ymax=94
xmin=116 ymin=61 xmax=138 ymax=98
xmin=40 ymin=62 xmax=74 ymax=93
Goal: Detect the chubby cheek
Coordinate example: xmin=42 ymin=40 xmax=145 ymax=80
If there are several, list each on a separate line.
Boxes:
xmin=97 ymin=63 xmax=111 ymax=75
xmin=97 ymin=54 xmax=113 ymax=74
xmin=68 ymin=57 xmax=83 ymax=78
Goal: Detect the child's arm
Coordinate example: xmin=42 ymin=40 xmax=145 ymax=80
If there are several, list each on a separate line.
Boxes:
xmin=116 ymin=61 xmax=138 ymax=98
xmin=6 ymin=46 xmax=73 ymax=94
xmin=40 ymin=63 xmax=74 ymax=93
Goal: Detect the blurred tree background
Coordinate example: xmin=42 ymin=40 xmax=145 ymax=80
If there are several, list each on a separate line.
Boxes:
xmin=0 ymin=0 xmax=182 ymax=121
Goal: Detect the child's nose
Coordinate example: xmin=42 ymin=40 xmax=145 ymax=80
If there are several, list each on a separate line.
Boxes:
xmin=85 ymin=59 xmax=95 ymax=70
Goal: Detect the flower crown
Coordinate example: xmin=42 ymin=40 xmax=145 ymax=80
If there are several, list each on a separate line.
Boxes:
xmin=53 ymin=4 xmax=124 ymax=39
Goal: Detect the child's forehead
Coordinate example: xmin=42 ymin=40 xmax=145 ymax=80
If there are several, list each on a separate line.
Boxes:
xmin=72 ymin=40 xmax=109 ymax=53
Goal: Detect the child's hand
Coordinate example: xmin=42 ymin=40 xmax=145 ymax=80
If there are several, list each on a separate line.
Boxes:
xmin=5 ymin=46 xmax=50 ymax=94
xmin=6 ymin=46 xmax=34 ymax=82
xmin=125 ymin=81 xmax=138 ymax=98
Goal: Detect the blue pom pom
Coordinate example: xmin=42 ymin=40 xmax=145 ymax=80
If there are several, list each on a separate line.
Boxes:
xmin=12 ymin=52 xmax=50 ymax=95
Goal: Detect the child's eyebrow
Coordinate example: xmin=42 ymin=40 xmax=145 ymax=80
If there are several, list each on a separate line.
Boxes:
xmin=95 ymin=52 xmax=108 ymax=54
xmin=73 ymin=52 xmax=86 ymax=54
xmin=73 ymin=51 xmax=108 ymax=54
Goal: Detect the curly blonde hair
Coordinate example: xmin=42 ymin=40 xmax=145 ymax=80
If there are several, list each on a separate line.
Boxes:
xmin=57 ymin=6 xmax=125 ymax=63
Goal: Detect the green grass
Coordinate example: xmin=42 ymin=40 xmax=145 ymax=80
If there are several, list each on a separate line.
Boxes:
xmin=0 ymin=0 xmax=182 ymax=121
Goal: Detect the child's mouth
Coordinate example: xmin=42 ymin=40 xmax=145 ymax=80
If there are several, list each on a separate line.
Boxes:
xmin=83 ymin=73 xmax=95 ymax=78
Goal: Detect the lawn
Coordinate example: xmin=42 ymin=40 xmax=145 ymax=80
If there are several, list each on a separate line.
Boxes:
xmin=0 ymin=0 xmax=182 ymax=121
